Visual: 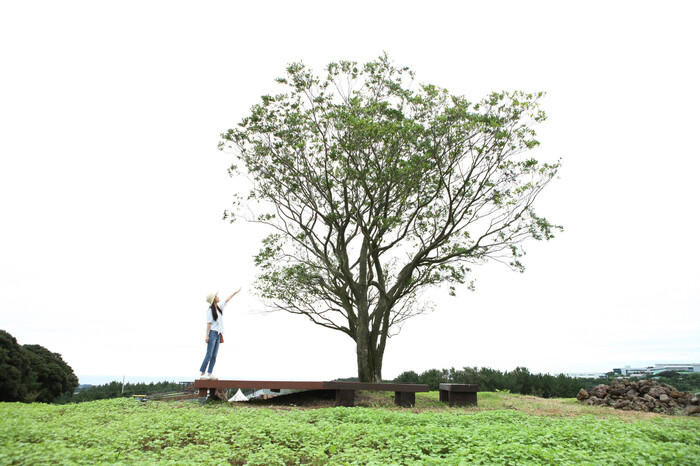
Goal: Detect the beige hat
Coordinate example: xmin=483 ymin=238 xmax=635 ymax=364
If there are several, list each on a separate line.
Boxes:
xmin=206 ymin=292 xmax=218 ymax=305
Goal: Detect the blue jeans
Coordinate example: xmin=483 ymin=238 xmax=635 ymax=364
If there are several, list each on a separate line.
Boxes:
xmin=199 ymin=330 xmax=220 ymax=374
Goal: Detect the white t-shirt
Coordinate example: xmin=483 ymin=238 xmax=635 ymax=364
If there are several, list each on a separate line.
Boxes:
xmin=207 ymin=300 xmax=227 ymax=334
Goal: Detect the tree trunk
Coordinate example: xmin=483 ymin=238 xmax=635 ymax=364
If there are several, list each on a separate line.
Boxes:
xmin=356 ymin=326 xmax=384 ymax=382
xmin=355 ymin=236 xmax=384 ymax=382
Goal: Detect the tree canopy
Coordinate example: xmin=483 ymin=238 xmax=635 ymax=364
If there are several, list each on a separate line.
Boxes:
xmin=0 ymin=330 xmax=78 ymax=403
xmin=23 ymin=344 xmax=79 ymax=403
xmin=0 ymin=330 xmax=33 ymax=402
xmin=221 ymin=55 xmax=561 ymax=381
xmin=393 ymin=366 xmax=608 ymax=397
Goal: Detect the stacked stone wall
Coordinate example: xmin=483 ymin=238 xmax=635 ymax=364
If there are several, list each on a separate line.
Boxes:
xmin=577 ymin=379 xmax=700 ymax=415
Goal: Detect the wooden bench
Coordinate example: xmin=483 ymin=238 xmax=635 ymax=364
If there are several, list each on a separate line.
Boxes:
xmin=439 ymin=383 xmax=478 ymax=406
xmin=193 ymin=380 xmax=429 ymax=407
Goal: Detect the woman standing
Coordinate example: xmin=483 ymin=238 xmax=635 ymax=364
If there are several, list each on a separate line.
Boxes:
xmin=199 ymin=288 xmax=241 ymax=380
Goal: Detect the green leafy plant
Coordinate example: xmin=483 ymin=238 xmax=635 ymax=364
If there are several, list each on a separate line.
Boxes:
xmin=1 ymin=395 xmax=698 ymax=464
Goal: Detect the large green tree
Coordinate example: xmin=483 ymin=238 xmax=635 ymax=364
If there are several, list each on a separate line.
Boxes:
xmin=0 ymin=330 xmax=78 ymax=403
xmin=23 ymin=344 xmax=79 ymax=403
xmin=0 ymin=330 xmax=33 ymax=402
xmin=221 ymin=55 xmax=561 ymax=382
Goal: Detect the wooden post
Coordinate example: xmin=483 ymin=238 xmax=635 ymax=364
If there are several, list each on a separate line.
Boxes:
xmin=447 ymin=390 xmax=477 ymax=406
xmin=438 ymin=384 xmax=478 ymax=406
xmin=394 ymin=391 xmax=416 ymax=407
xmin=335 ymin=389 xmax=355 ymax=407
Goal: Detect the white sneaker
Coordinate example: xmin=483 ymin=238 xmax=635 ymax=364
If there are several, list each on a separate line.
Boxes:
xmin=208 ymin=374 xmax=218 ymax=380
xmin=200 ymin=374 xmax=211 ymax=380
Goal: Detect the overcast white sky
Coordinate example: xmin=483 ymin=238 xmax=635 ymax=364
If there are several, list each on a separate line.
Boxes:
xmin=1 ymin=1 xmax=698 ymax=385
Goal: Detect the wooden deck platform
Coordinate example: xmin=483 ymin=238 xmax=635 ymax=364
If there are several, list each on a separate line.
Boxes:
xmin=193 ymin=380 xmax=430 ymax=407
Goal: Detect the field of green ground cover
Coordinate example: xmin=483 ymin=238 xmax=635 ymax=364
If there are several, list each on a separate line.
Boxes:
xmin=2 ymin=392 xmax=699 ymax=465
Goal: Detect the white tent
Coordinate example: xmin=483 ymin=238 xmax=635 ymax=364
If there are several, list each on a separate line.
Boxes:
xmin=229 ymin=389 xmax=249 ymax=402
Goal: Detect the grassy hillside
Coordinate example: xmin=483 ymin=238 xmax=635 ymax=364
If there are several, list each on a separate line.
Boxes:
xmin=2 ymin=392 xmax=698 ymax=464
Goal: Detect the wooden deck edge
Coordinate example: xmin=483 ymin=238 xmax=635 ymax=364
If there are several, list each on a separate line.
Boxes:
xmin=438 ymin=383 xmax=479 ymax=392
xmin=323 ymin=382 xmax=430 ymax=392
xmin=193 ymin=380 xmax=327 ymax=390
xmin=193 ymin=380 xmax=430 ymax=392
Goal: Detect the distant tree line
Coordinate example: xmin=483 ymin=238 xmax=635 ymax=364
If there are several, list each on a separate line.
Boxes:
xmin=393 ymin=366 xmax=605 ymax=398
xmin=1 ymin=330 xmax=188 ymax=404
xmin=72 ymin=380 xmax=185 ymax=402
xmin=393 ymin=366 xmax=700 ymax=397
xmin=652 ymin=371 xmax=700 ymax=393
xmin=0 ymin=330 xmax=79 ymax=403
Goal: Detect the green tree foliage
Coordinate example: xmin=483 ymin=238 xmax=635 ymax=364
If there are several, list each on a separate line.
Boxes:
xmin=393 ymin=370 xmax=420 ymax=384
xmin=221 ymin=55 xmax=561 ymax=382
xmin=656 ymin=370 xmax=681 ymax=379
xmin=0 ymin=330 xmax=33 ymax=402
xmin=0 ymin=330 xmax=78 ymax=403
xmin=23 ymin=345 xmax=79 ymax=403
xmin=648 ymin=373 xmax=700 ymax=393
xmin=72 ymin=381 xmax=185 ymax=403
xmin=419 ymin=368 xmax=450 ymax=390
xmin=394 ymin=366 xmax=608 ymax=396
